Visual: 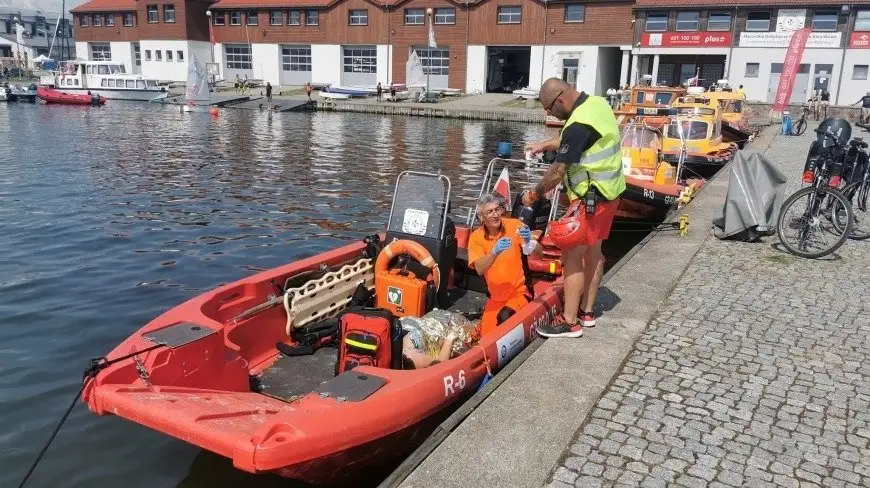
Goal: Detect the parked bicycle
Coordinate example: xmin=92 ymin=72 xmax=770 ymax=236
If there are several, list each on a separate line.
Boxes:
xmin=777 ymin=128 xmax=853 ymax=258
xmin=832 ymin=137 xmax=870 ymax=240
xmin=790 ymin=105 xmax=810 ymax=136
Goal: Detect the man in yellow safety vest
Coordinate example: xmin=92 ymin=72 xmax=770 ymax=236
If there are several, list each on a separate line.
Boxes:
xmin=522 ymin=78 xmax=625 ymax=338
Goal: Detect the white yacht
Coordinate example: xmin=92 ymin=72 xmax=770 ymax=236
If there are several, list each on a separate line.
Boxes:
xmin=44 ymin=60 xmax=166 ymax=101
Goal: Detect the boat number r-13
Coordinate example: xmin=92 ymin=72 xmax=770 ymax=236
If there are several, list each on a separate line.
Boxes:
xmin=443 ymin=370 xmax=466 ymax=397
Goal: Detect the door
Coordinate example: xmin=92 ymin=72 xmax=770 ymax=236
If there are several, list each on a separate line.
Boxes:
xmin=412 ymin=47 xmax=449 ymax=89
xmin=768 ymin=63 xmax=811 ymax=104
xmin=341 ymin=45 xmax=377 ymax=86
xmin=813 ymin=64 xmax=833 ymax=95
xmin=562 ymin=58 xmax=578 ymax=85
xmin=280 ymin=45 xmax=312 ymax=86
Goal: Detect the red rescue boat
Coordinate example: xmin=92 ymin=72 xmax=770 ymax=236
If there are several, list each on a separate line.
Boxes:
xmin=82 ymin=171 xmax=566 ymax=485
xmin=37 ymin=86 xmax=106 ymax=105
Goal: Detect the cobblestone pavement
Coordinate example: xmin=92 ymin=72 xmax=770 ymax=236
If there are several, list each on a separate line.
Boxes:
xmin=545 ymin=125 xmax=870 ymax=488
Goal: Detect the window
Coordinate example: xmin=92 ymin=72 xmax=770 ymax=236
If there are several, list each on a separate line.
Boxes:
xmin=105 ymin=14 xmax=114 ymax=26
xmin=854 ymin=65 xmax=869 ymax=80
xmin=707 ymin=11 xmax=731 ymax=31
xmin=126 ymin=79 xmax=135 ymax=88
xmin=746 ymin=11 xmax=770 ymax=32
xmin=645 ymin=11 xmax=667 ymax=31
xmin=214 ymin=12 xmax=225 ymax=25
xmin=226 ymin=44 xmax=252 ymax=69
xmin=147 ymin=5 xmax=158 ymax=23
xmin=247 ymin=11 xmax=258 ymax=25
xmin=654 ymin=93 xmax=674 ymax=105
xmin=435 ymin=8 xmax=455 ymax=24
xmin=90 ymin=43 xmax=111 ymax=60
xmin=92 ymin=14 xmax=102 ymax=26
xmin=306 ymin=10 xmax=318 ymax=25
xmin=343 ymin=46 xmax=377 ymax=73
xmin=270 ymin=10 xmax=282 ymax=25
xmin=405 ymin=8 xmax=424 ymax=24
xmin=230 ymin=12 xmax=241 ymax=25
xmin=79 ymin=15 xmax=88 ymax=27
xmin=164 ymin=4 xmax=175 ymax=23
xmin=349 ymin=9 xmax=367 ymax=25
xmin=675 ymin=11 xmax=699 ymax=31
xmin=745 ymin=63 xmax=759 ymax=77
xmin=812 ymin=10 xmax=837 ymax=31
xmin=564 ymin=4 xmax=584 ymax=23
xmin=857 ymin=11 xmax=870 ymax=31
xmin=177 ymin=50 xmax=183 ymax=61
xmin=134 ymin=43 xmax=141 ymax=65
xmin=155 ymin=50 xmax=162 ymax=61
xmin=104 ymin=79 xmax=111 ymax=87
xmin=289 ymin=10 xmax=300 ymax=25
xmin=282 ymin=46 xmax=311 ymax=71
xmin=497 ymin=6 xmax=521 ymax=24
xmin=145 ymin=49 xmax=151 ymax=61
xmin=666 ymin=121 xmax=709 ymax=140
xmin=413 ymin=47 xmax=449 ymax=75
xmin=166 ymin=50 xmax=173 ymax=61
xmin=124 ymin=13 xmax=134 ymax=26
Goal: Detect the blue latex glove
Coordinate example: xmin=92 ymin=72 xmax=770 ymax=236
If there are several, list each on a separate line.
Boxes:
xmin=518 ymin=225 xmax=532 ymax=243
xmin=492 ymin=237 xmax=513 ymax=255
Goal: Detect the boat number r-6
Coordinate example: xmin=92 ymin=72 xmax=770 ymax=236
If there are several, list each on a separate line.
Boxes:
xmin=443 ymin=370 xmax=466 ymax=397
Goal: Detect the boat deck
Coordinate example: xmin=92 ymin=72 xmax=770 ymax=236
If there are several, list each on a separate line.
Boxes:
xmin=254 ymin=288 xmax=488 ymax=403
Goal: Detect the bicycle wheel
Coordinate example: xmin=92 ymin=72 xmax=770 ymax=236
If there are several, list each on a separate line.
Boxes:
xmin=794 ymin=118 xmax=807 ymax=136
xmin=833 ymin=180 xmax=870 ymax=240
xmin=777 ymin=186 xmax=852 ymax=258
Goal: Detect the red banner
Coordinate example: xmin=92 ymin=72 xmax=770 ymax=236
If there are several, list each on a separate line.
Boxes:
xmin=640 ymin=32 xmax=732 ymax=48
xmin=851 ymin=32 xmax=870 ymax=48
xmin=773 ymin=28 xmax=811 ymax=113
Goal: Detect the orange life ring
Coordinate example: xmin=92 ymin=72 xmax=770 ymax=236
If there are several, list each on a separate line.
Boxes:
xmin=374 ymin=239 xmax=440 ymax=291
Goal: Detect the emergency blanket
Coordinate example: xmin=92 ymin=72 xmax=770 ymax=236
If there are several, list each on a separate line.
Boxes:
xmin=399 ymin=309 xmax=480 ymax=358
xmin=712 ymin=151 xmax=788 ymax=242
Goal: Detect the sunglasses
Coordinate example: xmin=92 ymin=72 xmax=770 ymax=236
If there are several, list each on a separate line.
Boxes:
xmin=545 ymin=90 xmax=563 ymax=112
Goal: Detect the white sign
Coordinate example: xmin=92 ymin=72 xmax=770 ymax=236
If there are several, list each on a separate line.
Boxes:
xmin=739 ymin=32 xmax=841 ymax=48
xmin=496 ymin=323 xmax=526 ymax=368
xmin=401 ymin=208 xmax=429 ymax=236
xmin=776 ymin=9 xmax=806 ymax=32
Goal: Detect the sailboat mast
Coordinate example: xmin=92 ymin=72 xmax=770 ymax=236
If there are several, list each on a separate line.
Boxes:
xmin=60 ymin=0 xmax=66 ymax=62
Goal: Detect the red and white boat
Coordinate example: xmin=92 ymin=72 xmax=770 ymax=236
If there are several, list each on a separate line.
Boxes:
xmin=37 ymin=86 xmax=106 ymax=105
xmin=82 ymin=170 xmax=566 ymax=485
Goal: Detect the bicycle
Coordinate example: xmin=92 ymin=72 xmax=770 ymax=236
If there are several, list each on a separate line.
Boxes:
xmin=790 ymin=105 xmax=810 ymax=136
xmin=832 ymin=137 xmax=870 ymax=240
xmin=776 ymin=128 xmax=853 ymax=258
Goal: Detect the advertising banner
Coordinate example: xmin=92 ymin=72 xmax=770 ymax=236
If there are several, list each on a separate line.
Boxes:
xmin=851 ymin=32 xmax=870 ymax=48
xmin=640 ymin=32 xmax=732 ymax=48
xmin=739 ymin=32 xmax=841 ymax=48
xmin=773 ymin=28 xmax=811 ymax=113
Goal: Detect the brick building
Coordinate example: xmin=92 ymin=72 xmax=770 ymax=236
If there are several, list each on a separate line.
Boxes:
xmin=631 ymin=0 xmax=870 ymax=104
xmin=72 ymin=0 xmax=214 ymax=82
xmin=72 ymin=0 xmax=637 ymax=93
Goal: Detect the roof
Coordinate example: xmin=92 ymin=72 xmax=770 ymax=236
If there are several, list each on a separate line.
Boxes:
xmin=70 ymin=0 xmax=136 ymax=13
xmin=635 ymin=0 xmax=870 ymax=7
xmin=210 ymin=0 xmax=333 ymax=7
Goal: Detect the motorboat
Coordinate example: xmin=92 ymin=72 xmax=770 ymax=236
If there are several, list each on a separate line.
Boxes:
xmin=660 ymin=98 xmax=739 ymax=179
xmin=82 ymin=169 xmax=568 ymax=485
xmin=44 ymin=60 xmax=166 ymax=101
xmin=544 ymin=85 xmax=686 ymax=129
xmin=37 ymin=86 xmax=106 ymax=105
xmin=513 ymin=87 xmax=539 ymax=99
xmin=319 ymin=91 xmax=351 ymax=100
xmin=616 ymin=116 xmax=704 ymax=220
xmin=7 ymin=83 xmax=37 ymax=103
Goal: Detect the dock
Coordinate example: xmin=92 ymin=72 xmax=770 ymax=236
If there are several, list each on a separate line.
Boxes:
xmin=390 ymin=122 xmax=870 ymax=488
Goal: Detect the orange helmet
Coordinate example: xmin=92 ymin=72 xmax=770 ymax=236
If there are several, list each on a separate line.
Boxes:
xmin=548 ymin=202 xmax=586 ymax=249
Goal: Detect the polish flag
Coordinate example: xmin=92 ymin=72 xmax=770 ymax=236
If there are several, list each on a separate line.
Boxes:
xmin=493 ymin=167 xmax=511 ymax=211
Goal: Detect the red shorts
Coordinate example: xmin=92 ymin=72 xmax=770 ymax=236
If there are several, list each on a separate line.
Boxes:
xmin=566 ymin=197 xmax=619 ymax=245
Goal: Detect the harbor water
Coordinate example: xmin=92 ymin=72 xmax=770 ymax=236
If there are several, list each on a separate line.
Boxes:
xmin=0 ymin=102 xmax=647 ymax=487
